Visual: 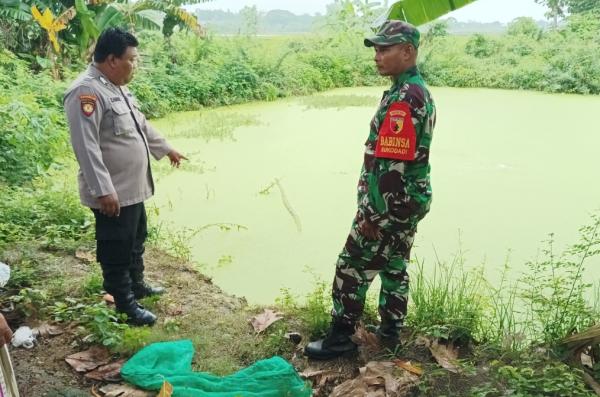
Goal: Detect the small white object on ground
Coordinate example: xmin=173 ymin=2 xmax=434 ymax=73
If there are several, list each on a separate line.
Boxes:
xmin=11 ymin=326 xmax=36 ymax=349
xmin=0 ymin=263 xmax=10 ymax=288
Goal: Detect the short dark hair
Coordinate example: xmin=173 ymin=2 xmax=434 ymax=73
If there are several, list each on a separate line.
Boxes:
xmin=93 ymin=27 xmax=139 ymax=63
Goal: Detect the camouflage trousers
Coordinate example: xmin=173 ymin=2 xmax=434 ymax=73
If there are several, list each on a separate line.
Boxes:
xmin=331 ymin=214 xmax=416 ymax=333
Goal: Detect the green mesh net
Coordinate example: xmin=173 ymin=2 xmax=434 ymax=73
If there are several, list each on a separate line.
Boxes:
xmin=121 ymin=339 xmax=312 ymax=397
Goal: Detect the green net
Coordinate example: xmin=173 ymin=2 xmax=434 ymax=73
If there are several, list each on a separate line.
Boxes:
xmin=121 ymin=339 xmax=312 ymax=397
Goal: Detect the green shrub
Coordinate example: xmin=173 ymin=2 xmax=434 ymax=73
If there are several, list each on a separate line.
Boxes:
xmin=494 ymin=355 xmax=594 ymax=396
xmin=0 ymin=180 xmax=93 ymax=247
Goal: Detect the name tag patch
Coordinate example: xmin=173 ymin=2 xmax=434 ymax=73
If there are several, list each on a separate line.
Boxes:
xmin=80 ymin=94 xmax=97 ymax=117
xmin=375 ymin=102 xmax=416 ymax=161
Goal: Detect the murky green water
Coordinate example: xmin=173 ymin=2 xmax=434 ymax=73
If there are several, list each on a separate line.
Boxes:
xmin=151 ymin=87 xmax=600 ymax=304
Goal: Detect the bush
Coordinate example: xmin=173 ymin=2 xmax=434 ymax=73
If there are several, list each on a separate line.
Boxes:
xmin=0 ymin=179 xmax=93 ymax=248
xmin=0 ymin=50 xmax=67 ymax=185
xmin=421 ymin=13 xmax=600 ymax=94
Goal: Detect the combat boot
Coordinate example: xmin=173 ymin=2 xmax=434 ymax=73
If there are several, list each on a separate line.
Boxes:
xmin=132 ymin=281 xmax=165 ymax=299
xmin=115 ymin=291 xmax=157 ymax=326
xmin=130 ymin=270 xmax=165 ymax=299
xmin=304 ymin=322 xmax=357 ymax=360
xmin=368 ymin=319 xmax=402 ymax=351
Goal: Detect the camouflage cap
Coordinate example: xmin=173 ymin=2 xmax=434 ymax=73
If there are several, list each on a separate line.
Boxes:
xmin=364 ymin=20 xmax=420 ymax=49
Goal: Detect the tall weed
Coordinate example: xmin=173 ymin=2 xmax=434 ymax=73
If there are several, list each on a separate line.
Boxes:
xmin=408 ymin=251 xmax=487 ymax=342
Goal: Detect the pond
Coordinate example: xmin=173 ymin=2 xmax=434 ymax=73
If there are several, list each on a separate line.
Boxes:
xmin=150 ymin=87 xmax=600 ymax=304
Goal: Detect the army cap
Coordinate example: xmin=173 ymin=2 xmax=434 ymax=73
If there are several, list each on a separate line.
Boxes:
xmin=364 ymin=20 xmax=420 ymax=49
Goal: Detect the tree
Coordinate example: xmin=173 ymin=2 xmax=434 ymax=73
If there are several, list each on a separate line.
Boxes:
xmin=323 ymin=0 xmax=383 ymax=40
xmin=0 ymin=0 xmax=213 ymax=59
xmin=507 ymin=17 xmax=541 ymax=38
xmin=90 ymin=0 xmax=213 ymax=35
xmin=424 ymin=20 xmax=448 ymax=41
xmin=465 ymin=34 xmax=497 ymax=58
xmin=534 ymin=0 xmax=567 ymax=27
xmin=239 ymin=5 xmax=258 ymax=36
xmin=566 ymin=0 xmax=600 ymax=14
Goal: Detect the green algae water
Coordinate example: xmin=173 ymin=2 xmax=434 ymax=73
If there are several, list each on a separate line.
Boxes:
xmin=151 ymin=87 xmax=600 ymax=304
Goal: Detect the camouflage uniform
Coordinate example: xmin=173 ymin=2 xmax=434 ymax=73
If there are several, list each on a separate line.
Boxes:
xmin=331 ymin=21 xmax=436 ymax=335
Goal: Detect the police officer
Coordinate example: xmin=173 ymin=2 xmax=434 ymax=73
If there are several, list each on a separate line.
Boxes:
xmin=64 ymin=28 xmax=187 ymax=326
xmin=305 ymin=20 xmax=436 ymax=359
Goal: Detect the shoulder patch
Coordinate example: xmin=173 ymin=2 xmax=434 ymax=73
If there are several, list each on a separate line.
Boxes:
xmin=375 ymin=101 xmax=416 ymax=161
xmin=80 ymin=94 xmax=97 ymax=117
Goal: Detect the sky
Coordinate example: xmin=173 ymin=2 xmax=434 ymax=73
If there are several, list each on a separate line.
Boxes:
xmin=191 ymin=0 xmax=549 ymax=23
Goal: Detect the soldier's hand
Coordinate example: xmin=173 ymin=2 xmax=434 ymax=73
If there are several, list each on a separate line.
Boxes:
xmin=167 ymin=150 xmax=187 ymax=168
xmin=98 ymin=193 xmax=120 ymax=217
xmin=0 ymin=314 xmax=12 ymax=347
xmin=359 ymin=219 xmax=382 ymax=240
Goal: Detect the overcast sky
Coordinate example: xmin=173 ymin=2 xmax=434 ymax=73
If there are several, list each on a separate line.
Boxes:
xmin=191 ymin=0 xmax=548 ymax=23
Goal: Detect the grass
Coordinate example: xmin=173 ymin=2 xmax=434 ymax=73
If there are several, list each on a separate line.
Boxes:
xmin=2 ymin=166 xmax=600 ymax=394
xmin=108 ymin=249 xmax=297 ymax=375
xmin=408 ymin=251 xmax=487 ymax=343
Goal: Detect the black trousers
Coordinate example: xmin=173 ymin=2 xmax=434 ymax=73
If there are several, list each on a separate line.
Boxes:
xmin=92 ymin=202 xmax=147 ymax=300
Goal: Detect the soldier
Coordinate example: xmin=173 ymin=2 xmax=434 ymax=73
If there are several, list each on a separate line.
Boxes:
xmin=64 ymin=28 xmax=187 ymax=326
xmin=304 ymin=20 xmax=436 ymax=359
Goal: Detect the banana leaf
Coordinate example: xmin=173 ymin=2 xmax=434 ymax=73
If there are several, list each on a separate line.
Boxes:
xmin=373 ymin=0 xmax=479 ymax=27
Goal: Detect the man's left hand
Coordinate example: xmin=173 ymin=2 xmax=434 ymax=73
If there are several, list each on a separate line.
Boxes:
xmin=167 ymin=150 xmax=187 ymax=168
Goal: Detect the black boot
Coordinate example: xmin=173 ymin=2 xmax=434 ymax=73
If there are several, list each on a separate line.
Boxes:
xmin=304 ymin=322 xmax=357 ymax=360
xmin=132 ymin=280 xmax=165 ymax=299
xmin=369 ymin=319 xmax=402 ymax=350
xmin=101 ymin=261 xmax=157 ymax=327
xmin=115 ymin=291 xmax=157 ymax=326
xmin=130 ymin=249 xmax=165 ymax=299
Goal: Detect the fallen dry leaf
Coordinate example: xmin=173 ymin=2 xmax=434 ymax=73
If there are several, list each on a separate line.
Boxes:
xmin=300 ymin=368 xmax=341 ymax=387
xmin=352 ymin=325 xmax=381 ymax=361
xmin=85 ymin=359 xmax=126 ymax=382
xmin=352 ymin=325 xmax=380 ymax=350
xmin=32 ymin=322 xmax=63 ymax=338
xmin=249 ymin=309 xmax=283 ymax=333
xmin=157 ymin=380 xmax=174 ymax=397
xmin=65 ymin=346 xmax=111 ymax=373
xmin=429 ymin=339 xmax=460 ymax=373
xmin=99 ymin=383 xmax=152 ymax=397
xmin=91 ymin=385 xmax=102 ymax=397
xmin=331 ymin=361 xmax=419 ymax=397
xmin=166 ymin=304 xmax=183 ymax=316
xmin=365 ymin=391 xmax=386 ymax=397
xmin=330 ymin=378 xmax=368 ymax=397
xmin=75 ymin=249 xmax=96 ymax=263
xmin=394 ymin=360 xmax=424 ymax=376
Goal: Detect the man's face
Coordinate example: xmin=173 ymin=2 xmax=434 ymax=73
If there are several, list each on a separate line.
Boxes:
xmin=110 ymin=46 xmax=138 ymax=85
xmin=373 ymin=44 xmax=414 ymax=77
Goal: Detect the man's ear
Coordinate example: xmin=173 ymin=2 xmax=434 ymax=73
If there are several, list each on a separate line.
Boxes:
xmin=106 ymin=54 xmax=116 ymax=67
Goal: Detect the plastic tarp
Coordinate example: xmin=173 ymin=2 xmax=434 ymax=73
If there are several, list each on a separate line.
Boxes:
xmin=121 ymin=340 xmax=312 ymax=397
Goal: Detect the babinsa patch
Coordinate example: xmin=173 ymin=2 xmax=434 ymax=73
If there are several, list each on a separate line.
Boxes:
xmin=80 ymin=94 xmax=97 ymax=117
xmin=375 ymin=101 xmax=416 ymax=161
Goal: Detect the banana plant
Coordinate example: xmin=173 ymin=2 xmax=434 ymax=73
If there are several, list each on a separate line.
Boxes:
xmin=0 ymin=0 xmax=33 ymax=21
xmin=31 ymin=4 xmax=75 ymax=52
xmin=373 ymin=0 xmax=479 ymax=27
xmin=91 ymin=0 xmax=213 ymax=36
